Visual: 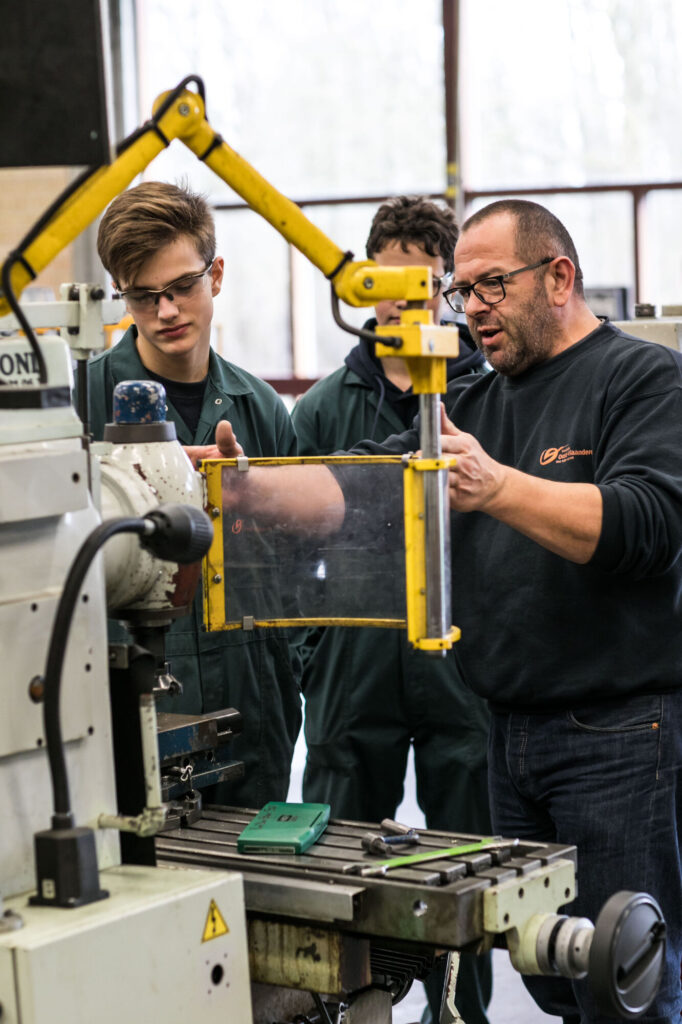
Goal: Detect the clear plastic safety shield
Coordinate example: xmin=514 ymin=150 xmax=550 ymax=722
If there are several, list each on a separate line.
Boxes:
xmin=202 ymin=456 xmax=407 ymax=631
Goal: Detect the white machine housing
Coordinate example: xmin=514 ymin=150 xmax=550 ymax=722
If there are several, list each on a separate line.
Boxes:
xmin=0 ymin=300 xmax=253 ymax=1023
xmin=0 ymin=333 xmax=119 ymax=898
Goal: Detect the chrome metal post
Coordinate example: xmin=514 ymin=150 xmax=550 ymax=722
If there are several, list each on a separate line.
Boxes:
xmin=419 ymin=393 xmax=451 ymax=648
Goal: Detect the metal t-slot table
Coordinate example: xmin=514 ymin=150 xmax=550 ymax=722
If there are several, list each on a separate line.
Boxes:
xmin=156 ymin=807 xmax=584 ymax=1022
xmin=157 ymin=808 xmax=666 ymax=1023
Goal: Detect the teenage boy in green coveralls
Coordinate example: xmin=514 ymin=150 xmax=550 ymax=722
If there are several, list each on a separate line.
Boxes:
xmin=86 ymin=181 xmax=301 ymax=811
xmin=292 ymin=196 xmax=493 ymax=1024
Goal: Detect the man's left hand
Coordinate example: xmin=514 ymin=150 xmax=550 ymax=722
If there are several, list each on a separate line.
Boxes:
xmin=439 ymin=404 xmax=602 ymax=562
xmin=440 ymin=405 xmax=507 ymax=512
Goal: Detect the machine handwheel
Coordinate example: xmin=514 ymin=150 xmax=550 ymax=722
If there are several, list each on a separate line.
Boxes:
xmin=589 ymin=891 xmax=666 ymax=1018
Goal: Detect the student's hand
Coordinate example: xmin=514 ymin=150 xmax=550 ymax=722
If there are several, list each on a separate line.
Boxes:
xmin=183 ymin=420 xmax=244 ymax=469
xmin=439 ymin=404 xmax=506 ymax=512
xmin=183 ymin=444 xmax=224 ymax=469
xmin=215 ymin=419 xmax=244 ymax=458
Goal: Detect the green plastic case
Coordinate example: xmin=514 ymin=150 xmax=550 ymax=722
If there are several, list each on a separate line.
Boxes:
xmin=237 ymin=801 xmax=330 ymax=855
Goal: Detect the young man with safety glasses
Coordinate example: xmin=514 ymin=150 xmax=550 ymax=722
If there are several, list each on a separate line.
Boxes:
xmin=85 ymin=180 xmax=301 ymax=812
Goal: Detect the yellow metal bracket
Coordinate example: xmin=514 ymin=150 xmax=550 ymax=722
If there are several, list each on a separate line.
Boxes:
xmin=203 ymin=460 xmax=227 ymax=632
xmin=375 ymin=309 xmax=460 ymax=395
xmin=402 ymin=454 xmax=461 ymax=650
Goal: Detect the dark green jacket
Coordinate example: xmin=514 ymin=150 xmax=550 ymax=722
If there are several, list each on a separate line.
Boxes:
xmin=85 ymin=328 xmax=301 ymax=808
xmin=292 ymin=360 xmax=409 ymax=452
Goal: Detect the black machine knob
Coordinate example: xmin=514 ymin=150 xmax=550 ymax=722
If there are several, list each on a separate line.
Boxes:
xmin=589 ymin=891 xmax=666 ymax=1018
xmin=141 ymin=504 xmax=213 ymax=564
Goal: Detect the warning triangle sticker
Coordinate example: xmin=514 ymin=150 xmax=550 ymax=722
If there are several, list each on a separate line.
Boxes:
xmin=202 ymin=898 xmax=230 ymax=942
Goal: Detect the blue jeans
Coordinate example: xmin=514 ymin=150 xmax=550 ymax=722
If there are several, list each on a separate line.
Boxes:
xmin=488 ymin=691 xmax=682 ymax=1024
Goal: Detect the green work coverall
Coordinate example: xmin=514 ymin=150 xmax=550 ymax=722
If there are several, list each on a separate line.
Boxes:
xmin=292 ymin=326 xmax=492 ymax=1024
xmin=84 ymin=327 xmax=302 ymax=809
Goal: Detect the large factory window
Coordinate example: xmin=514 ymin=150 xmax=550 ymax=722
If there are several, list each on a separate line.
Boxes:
xmin=296 ymin=203 xmax=380 ymax=376
xmin=459 ymin=0 xmax=682 ymax=311
xmin=641 ymin=191 xmax=682 ymax=308
xmin=211 ymin=209 xmax=290 ymax=377
xmin=460 ymin=0 xmax=682 ymax=189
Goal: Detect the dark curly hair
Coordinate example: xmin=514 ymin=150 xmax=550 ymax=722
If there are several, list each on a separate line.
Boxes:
xmin=365 ymin=195 xmax=459 ymax=275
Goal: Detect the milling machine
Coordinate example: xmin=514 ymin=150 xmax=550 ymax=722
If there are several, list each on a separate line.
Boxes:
xmin=0 ymin=77 xmax=668 ymax=1024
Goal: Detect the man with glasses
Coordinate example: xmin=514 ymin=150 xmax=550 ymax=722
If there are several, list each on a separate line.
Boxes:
xmin=292 ymin=195 xmax=493 ymax=1024
xmin=349 ymin=198 xmax=682 ymax=1022
xmin=218 ymin=198 xmax=682 ymax=1020
xmin=84 ymin=181 xmax=301 ymax=811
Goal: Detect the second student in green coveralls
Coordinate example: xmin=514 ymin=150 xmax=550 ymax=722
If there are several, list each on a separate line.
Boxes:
xmin=292 ymin=196 xmax=493 ymax=1024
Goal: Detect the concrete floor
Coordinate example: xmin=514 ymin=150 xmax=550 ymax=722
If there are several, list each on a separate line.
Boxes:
xmin=287 ymin=717 xmax=558 ymax=1024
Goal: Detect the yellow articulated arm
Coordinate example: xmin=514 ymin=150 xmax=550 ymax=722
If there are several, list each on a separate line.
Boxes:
xmin=156 ymin=90 xmax=432 ymax=308
xmin=0 ymin=82 xmax=433 ymax=316
xmin=0 ymin=127 xmax=167 ymax=317
xmin=0 ymin=78 xmax=459 ymax=650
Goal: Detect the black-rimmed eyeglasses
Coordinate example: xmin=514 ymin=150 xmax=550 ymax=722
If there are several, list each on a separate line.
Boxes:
xmin=118 ymin=260 xmax=215 ymax=312
xmin=443 ymin=257 xmax=554 ymax=314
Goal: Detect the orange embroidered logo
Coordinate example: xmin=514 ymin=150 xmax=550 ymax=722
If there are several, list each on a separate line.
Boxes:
xmin=540 ymin=445 xmax=593 ymax=466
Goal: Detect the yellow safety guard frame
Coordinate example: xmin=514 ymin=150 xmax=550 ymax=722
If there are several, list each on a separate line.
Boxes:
xmin=201 ymin=455 xmax=459 ymax=649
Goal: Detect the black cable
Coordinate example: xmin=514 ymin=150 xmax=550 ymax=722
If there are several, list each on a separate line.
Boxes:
xmin=0 ymin=129 xmax=99 ymax=389
xmin=11 ymin=77 xmax=196 ymax=245
xmin=0 ymin=162 xmax=100 ymax=389
xmin=43 ymin=516 xmax=150 ymax=827
xmin=149 ymin=74 xmax=206 ymax=122
xmin=325 ymin=249 xmax=354 ymax=282
xmin=330 ymin=284 xmax=402 ymax=350
xmin=197 ymin=133 xmax=225 ymax=163
xmin=14 ymin=165 xmax=98 ymax=254
xmin=1 ymin=74 xmax=208 ymax=387
xmin=1 ymin=253 xmax=48 ymax=384
xmin=43 ymin=504 xmax=212 ymax=827
xmin=114 ymin=74 xmax=205 ymax=157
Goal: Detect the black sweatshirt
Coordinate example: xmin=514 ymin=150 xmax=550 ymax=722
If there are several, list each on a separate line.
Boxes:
xmin=350 ymin=322 xmax=682 ymax=710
